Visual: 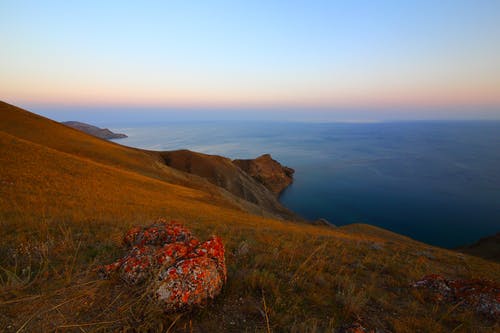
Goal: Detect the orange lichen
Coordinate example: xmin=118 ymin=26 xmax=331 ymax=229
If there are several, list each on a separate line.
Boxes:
xmin=156 ymin=257 xmax=224 ymax=312
xmin=99 ymin=219 xmax=226 ymax=311
xmin=413 ymin=274 xmax=500 ymax=319
xmin=122 ymin=218 xmax=194 ymax=248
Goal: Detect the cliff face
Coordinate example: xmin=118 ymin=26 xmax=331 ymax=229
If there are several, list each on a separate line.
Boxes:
xmin=62 ymin=121 xmax=128 ymax=139
xmin=159 ymin=150 xmax=298 ymax=220
xmin=233 ymin=154 xmax=294 ymax=195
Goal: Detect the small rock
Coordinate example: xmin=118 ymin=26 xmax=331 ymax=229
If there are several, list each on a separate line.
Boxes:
xmin=312 ymin=218 xmax=336 ymax=227
xmin=415 ymin=250 xmax=435 ymax=260
xmin=370 ymin=243 xmax=383 ymax=250
xmin=235 ymin=240 xmax=250 ymax=256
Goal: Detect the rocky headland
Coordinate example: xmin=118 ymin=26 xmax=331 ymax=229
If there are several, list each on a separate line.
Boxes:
xmin=62 ymin=121 xmax=128 ymax=139
xmin=233 ymin=153 xmax=294 ymax=195
xmin=159 ymin=150 xmax=298 ymax=221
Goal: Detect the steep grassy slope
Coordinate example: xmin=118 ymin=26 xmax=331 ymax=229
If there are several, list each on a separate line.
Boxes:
xmin=1 ymin=101 xmax=499 ymax=332
xmin=0 ymin=101 xmax=167 ymax=180
xmin=0 ymin=101 xmax=288 ymax=219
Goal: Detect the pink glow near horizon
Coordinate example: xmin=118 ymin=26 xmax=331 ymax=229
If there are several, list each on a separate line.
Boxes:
xmin=1 ymin=1 xmax=499 ymax=118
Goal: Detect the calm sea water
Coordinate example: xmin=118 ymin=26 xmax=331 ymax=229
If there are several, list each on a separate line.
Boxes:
xmin=109 ymin=121 xmax=500 ymax=248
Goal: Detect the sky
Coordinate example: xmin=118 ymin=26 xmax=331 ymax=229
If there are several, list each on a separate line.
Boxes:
xmin=1 ymin=0 xmax=500 ymax=121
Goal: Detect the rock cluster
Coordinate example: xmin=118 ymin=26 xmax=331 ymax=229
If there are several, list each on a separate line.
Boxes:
xmin=99 ymin=219 xmax=226 ymax=312
xmin=412 ymin=274 xmax=500 ymax=319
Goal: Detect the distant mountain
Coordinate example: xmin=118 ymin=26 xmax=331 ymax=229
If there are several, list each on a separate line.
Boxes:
xmin=62 ymin=121 xmax=127 ymax=139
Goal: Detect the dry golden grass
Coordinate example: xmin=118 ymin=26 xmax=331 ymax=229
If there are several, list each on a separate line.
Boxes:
xmin=1 ymin=101 xmax=499 ymax=332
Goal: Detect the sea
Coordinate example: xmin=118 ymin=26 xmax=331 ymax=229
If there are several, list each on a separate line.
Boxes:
xmin=108 ymin=121 xmax=500 ymax=248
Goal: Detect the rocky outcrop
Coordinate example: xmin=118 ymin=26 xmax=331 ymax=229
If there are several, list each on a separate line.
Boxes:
xmin=99 ymin=219 xmax=226 ymax=312
xmin=412 ymin=274 xmax=500 ymax=319
xmin=160 ymin=150 xmax=299 ymax=220
xmin=233 ymin=154 xmax=294 ymax=195
xmin=62 ymin=121 xmax=127 ymax=139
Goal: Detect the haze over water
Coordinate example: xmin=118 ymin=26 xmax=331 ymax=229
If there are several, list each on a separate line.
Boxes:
xmin=108 ymin=120 xmax=500 ymax=248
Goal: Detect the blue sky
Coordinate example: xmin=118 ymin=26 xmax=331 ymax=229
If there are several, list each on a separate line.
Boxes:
xmin=1 ymin=1 xmax=499 ymax=120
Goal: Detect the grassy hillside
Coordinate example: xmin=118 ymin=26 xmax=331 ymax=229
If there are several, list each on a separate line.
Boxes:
xmin=1 ymin=101 xmax=499 ymax=332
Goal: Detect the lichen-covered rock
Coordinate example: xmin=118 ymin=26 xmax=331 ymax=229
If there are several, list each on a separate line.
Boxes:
xmin=412 ymin=274 xmax=500 ymax=319
xmin=156 ymin=257 xmax=224 ymax=311
xmin=99 ymin=219 xmax=226 ymax=312
xmin=123 ymin=219 xmax=194 ymax=247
